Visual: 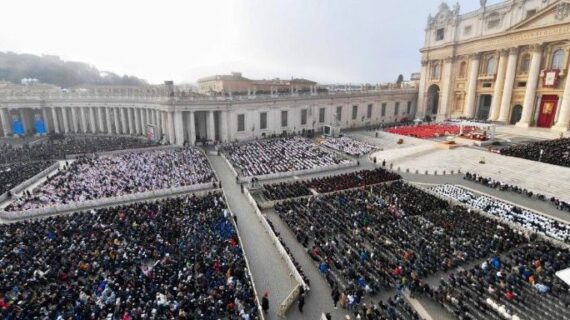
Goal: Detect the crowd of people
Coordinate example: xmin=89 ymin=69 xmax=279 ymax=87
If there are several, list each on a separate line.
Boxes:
xmin=0 ymin=161 xmax=53 ymax=195
xmin=0 ymin=136 xmax=160 ymax=163
xmin=431 ymin=242 xmax=570 ymax=320
xmin=222 ymin=137 xmax=350 ymax=177
xmin=0 ymin=192 xmax=260 ymax=319
xmin=464 ymin=172 xmax=570 ymax=212
xmin=430 ymin=184 xmax=570 ymax=242
xmin=5 ymin=148 xmax=215 ymax=212
xmin=274 ymin=181 xmax=527 ymax=313
xmin=262 ymin=168 xmax=401 ymax=201
xmin=319 ymin=136 xmax=378 ymax=157
xmin=500 ymin=138 xmax=570 ymax=168
xmin=385 ymin=124 xmax=475 ymax=139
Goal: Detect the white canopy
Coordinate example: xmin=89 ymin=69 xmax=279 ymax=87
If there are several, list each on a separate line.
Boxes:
xmin=556 ymin=267 xmax=570 ymax=286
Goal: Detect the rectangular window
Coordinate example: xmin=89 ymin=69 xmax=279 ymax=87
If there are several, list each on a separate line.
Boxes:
xmin=367 ymin=104 xmax=373 ymax=119
xmin=436 ymin=28 xmax=444 ymax=41
xmin=407 ymin=101 xmax=412 ymax=114
xmin=394 ymin=102 xmax=400 ymax=116
xmin=281 ymin=110 xmax=288 ymax=127
xmin=301 ymin=109 xmax=308 ymax=125
xmin=381 ymin=103 xmax=387 ymax=117
xmin=352 ymin=105 xmax=358 ymax=120
xmin=463 ymin=25 xmax=472 ymax=36
xmin=488 ymin=19 xmax=500 ymax=29
xmin=237 ymin=114 xmax=245 ymax=132
xmin=260 ymin=112 xmax=267 ymax=130
xmin=336 ymin=106 xmax=342 ymax=122
xmin=526 ymin=9 xmax=537 ymax=18
xmin=319 ymin=107 xmax=325 ymax=123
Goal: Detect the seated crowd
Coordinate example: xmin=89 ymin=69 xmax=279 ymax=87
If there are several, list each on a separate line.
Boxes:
xmin=274 ymin=181 xmax=527 ymax=313
xmin=0 ymin=193 xmax=259 ymax=319
xmin=430 ymin=184 xmax=570 ymax=242
xmin=222 ymin=137 xmax=350 ymax=177
xmin=385 ymin=124 xmax=475 ymax=139
xmin=319 ymin=136 xmax=378 ymax=157
xmin=464 ymin=172 xmax=570 ymax=212
xmin=0 ymin=136 xmax=159 ymax=163
xmin=262 ymin=168 xmax=401 ymax=201
xmin=431 ymin=242 xmax=570 ymax=320
xmin=500 ymin=138 xmax=570 ymax=168
xmin=0 ymin=161 xmax=53 ymax=195
xmin=5 ymin=148 xmax=215 ymax=212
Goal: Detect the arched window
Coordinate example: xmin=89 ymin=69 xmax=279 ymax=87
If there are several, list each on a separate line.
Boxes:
xmin=432 ymin=64 xmax=441 ymax=80
xmin=551 ymin=49 xmax=565 ymax=70
xmin=486 ymin=57 xmax=497 ymax=75
xmin=459 ymin=61 xmax=467 ymax=78
xmin=519 ymin=54 xmax=531 ymax=74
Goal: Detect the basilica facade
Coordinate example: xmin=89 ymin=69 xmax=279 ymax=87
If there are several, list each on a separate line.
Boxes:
xmin=417 ymin=0 xmax=570 ymax=131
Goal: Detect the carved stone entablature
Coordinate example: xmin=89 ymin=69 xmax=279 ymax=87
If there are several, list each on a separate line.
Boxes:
xmin=508 ymin=47 xmax=519 ymax=55
xmin=445 ymin=56 xmax=455 ymax=63
xmin=427 ymin=2 xmax=460 ymax=29
xmin=421 ymin=59 xmax=430 ymax=66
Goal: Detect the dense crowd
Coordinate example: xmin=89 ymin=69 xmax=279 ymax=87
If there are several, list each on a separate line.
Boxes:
xmin=319 ymin=136 xmax=378 ymax=157
xmin=464 ymin=172 xmax=570 ymax=212
xmin=262 ymin=168 xmax=401 ymax=201
xmin=385 ymin=124 xmax=475 ymax=139
xmin=222 ymin=137 xmax=350 ymax=177
xmin=500 ymin=138 xmax=570 ymax=168
xmin=5 ymin=148 xmax=215 ymax=212
xmin=0 ymin=161 xmax=53 ymax=195
xmin=0 ymin=136 xmax=160 ymax=163
xmin=431 ymin=242 xmax=570 ymax=320
xmin=430 ymin=184 xmax=570 ymax=242
xmin=274 ymin=181 xmax=527 ymax=313
xmin=0 ymin=193 xmax=260 ymax=319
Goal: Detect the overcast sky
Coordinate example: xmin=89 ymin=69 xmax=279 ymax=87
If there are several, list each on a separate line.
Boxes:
xmin=0 ymin=0 xmax=499 ymax=84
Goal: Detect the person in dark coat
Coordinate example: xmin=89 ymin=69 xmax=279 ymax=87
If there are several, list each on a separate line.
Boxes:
xmin=332 ymin=286 xmax=340 ymax=309
xmin=262 ymin=292 xmax=269 ymax=313
xmin=298 ymin=291 xmax=305 ymax=313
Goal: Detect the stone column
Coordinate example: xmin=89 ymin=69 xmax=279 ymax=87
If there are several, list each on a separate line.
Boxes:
xmin=139 ymin=108 xmax=146 ymax=134
xmin=498 ymin=47 xmax=519 ymax=122
xmin=464 ymin=53 xmax=481 ymax=118
xmin=1 ymin=108 xmax=11 ymax=136
xmin=489 ymin=49 xmax=508 ymax=121
xmin=98 ymin=107 xmax=105 ymax=133
xmin=134 ymin=109 xmax=141 ymax=135
xmin=80 ymin=107 xmax=88 ymax=133
xmin=517 ymin=44 xmax=543 ymax=127
xmin=437 ymin=57 xmax=454 ymax=121
xmin=128 ymin=108 xmax=135 ymax=134
xmin=416 ymin=60 xmax=430 ymax=119
xmin=220 ymin=110 xmax=228 ymax=143
xmin=89 ymin=107 xmax=97 ymax=133
xmin=156 ymin=110 xmax=163 ymax=139
xmin=175 ymin=110 xmax=185 ymax=145
xmin=106 ymin=107 xmax=112 ymax=134
xmin=113 ymin=108 xmax=120 ymax=134
xmin=553 ymin=73 xmax=570 ymax=131
xmin=121 ymin=108 xmax=128 ymax=134
xmin=41 ymin=108 xmax=50 ymax=133
xmin=71 ymin=107 xmax=78 ymax=133
xmin=167 ymin=111 xmax=175 ymax=144
xmin=207 ymin=110 xmax=215 ymax=141
xmin=188 ymin=111 xmax=196 ymax=145
xmin=62 ymin=108 xmax=70 ymax=134
xmin=51 ymin=107 xmax=60 ymax=134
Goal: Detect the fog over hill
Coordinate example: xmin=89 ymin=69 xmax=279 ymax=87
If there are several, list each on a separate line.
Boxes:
xmin=0 ymin=52 xmax=147 ymax=88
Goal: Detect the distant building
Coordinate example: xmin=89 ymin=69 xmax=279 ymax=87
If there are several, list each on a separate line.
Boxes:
xmin=197 ymin=72 xmax=317 ymax=95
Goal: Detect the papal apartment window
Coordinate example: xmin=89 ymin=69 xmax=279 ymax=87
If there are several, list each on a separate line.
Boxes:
xmin=526 ymin=9 xmax=537 ymax=18
xmin=486 ymin=56 xmax=497 ymax=75
xmin=459 ymin=61 xmax=467 ymax=78
xmin=352 ymin=105 xmax=358 ymax=120
xmin=463 ymin=25 xmax=472 ymax=36
xmin=301 ymin=109 xmax=308 ymax=125
xmin=260 ymin=112 xmax=267 ymax=130
xmin=336 ymin=106 xmax=342 ymax=121
xmin=367 ymin=104 xmax=373 ymax=119
xmin=381 ymin=103 xmax=387 ymax=117
xmin=394 ymin=102 xmax=400 ymax=116
xmin=432 ymin=64 xmax=441 ymax=80
xmin=319 ymin=107 xmax=326 ymax=123
xmin=520 ymin=54 xmax=530 ymax=74
xmin=436 ymin=28 xmax=445 ymax=41
xmin=407 ymin=101 xmax=412 ymax=114
xmin=237 ymin=114 xmax=245 ymax=132
xmin=552 ymin=49 xmax=565 ymax=70
xmin=281 ymin=110 xmax=288 ymax=127
xmin=487 ymin=17 xmax=501 ymax=29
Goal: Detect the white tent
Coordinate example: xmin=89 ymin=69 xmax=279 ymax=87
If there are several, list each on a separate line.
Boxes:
xmin=556 ymin=267 xmax=570 ymax=286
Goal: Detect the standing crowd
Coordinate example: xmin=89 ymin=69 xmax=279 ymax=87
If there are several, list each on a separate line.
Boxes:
xmin=319 ymin=136 xmax=378 ymax=157
xmin=500 ymin=138 xmax=570 ymax=167
xmin=5 ymin=148 xmax=215 ymax=212
xmin=0 ymin=192 xmax=260 ymax=319
xmin=0 ymin=161 xmax=53 ymax=195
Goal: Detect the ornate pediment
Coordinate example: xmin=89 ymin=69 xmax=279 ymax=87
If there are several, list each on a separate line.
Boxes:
xmin=427 ymin=2 xmax=460 ymax=29
xmin=509 ymin=0 xmax=570 ymax=31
